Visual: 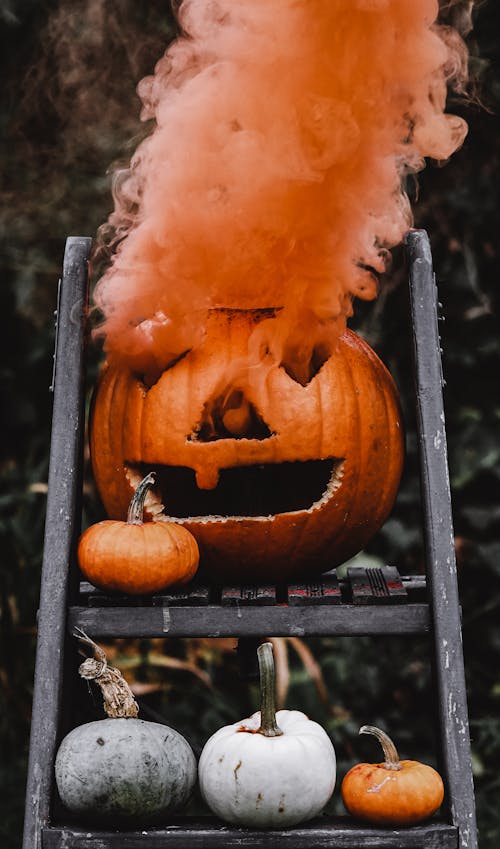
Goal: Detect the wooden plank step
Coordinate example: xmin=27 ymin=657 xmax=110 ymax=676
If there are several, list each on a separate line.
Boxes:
xmin=78 ymin=570 xmax=424 ymax=608
xmin=42 ymin=819 xmax=457 ymax=848
xmin=71 ymin=570 xmax=428 ymax=637
xmin=78 ymin=583 xmax=212 ymax=607
xmin=68 ymin=601 xmax=431 ymax=638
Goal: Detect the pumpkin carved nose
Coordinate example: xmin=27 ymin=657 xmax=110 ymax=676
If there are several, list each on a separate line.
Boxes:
xmin=194 ymin=388 xmax=273 ymax=442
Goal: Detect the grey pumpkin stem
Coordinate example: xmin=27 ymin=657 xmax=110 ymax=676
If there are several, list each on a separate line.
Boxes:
xmin=74 ymin=629 xmax=139 ymax=719
xmin=257 ymin=642 xmax=283 ymax=738
xmin=127 ymin=472 xmax=156 ymax=525
xmin=359 ymin=725 xmax=402 ymax=771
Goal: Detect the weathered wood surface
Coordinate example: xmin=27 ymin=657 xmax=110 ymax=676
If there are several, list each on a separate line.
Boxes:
xmin=222 ymin=585 xmax=277 ymax=605
xmin=348 ymin=566 xmax=408 ymax=604
xmin=42 ymin=819 xmax=458 ymax=849
xmin=70 ymin=569 xmax=430 ymax=636
xmin=407 ymin=229 xmax=477 ymax=849
xmin=22 ymin=238 xmax=91 ymax=849
xmin=68 ymin=601 xmax=431 ymax=638
xmin=78 ymin=574 xmax=426 ymax=603
xmin=288 ymin=575 xmax=341 ymax=605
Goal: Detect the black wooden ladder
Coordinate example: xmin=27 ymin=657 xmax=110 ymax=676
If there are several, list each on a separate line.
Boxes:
xmin=22 ymin=231 xmax=478 ymax=849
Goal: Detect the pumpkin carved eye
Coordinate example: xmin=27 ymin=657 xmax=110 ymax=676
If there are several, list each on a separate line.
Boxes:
xmin=280 ymin=342 xmax=331 ymax=386
xmin=141 ymin=349 xmax=192 ymax=389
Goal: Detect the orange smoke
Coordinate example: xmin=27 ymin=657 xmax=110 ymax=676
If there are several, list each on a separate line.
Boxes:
xmin=94 ymin=0 xmax=467 ymax=382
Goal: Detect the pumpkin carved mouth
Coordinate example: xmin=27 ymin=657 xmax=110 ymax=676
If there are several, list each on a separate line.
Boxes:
xmin=125 ymin=459 xmax=345 ymax=522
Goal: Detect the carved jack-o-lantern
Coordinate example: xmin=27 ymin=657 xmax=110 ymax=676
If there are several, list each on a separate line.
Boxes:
xmin=90 ymin=310 xmax=404 ymax=583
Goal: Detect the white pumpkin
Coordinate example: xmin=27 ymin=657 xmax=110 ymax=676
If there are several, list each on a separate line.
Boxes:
xmin=198 ymin=643 xmax=336 ymax=828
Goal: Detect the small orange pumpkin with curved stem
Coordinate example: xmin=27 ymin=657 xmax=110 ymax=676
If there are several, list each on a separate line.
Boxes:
xmin=341 ymin=725 xmax=444 ymax=826
xmin=78 ymin=472 xmax=199 ymax=594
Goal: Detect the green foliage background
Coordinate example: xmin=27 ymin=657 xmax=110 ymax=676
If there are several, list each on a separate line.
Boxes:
xmin=1 ymin=1 xmax=499 ymax=846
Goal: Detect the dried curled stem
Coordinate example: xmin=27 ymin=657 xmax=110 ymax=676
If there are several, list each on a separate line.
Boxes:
xmin=74 ymin=628 xmax=139 ymax=719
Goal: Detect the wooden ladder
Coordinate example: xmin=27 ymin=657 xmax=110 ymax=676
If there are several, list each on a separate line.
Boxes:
xmin=22 ymin=231 xmax=478 ymax=849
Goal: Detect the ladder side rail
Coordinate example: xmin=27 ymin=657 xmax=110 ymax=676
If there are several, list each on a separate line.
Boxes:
xmin=22 ymin=237 xmax=91 ymax=849
xmin=406 ymin=229 xmax=477 ymax=849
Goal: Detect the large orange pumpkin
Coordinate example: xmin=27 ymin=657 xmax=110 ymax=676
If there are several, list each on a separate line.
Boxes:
xmin=90 ymin=310 xmax=404 ymax=583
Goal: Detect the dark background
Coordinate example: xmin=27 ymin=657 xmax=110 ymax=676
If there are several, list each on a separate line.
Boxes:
xmin=1 ymin=1 xmax=499 ymax=846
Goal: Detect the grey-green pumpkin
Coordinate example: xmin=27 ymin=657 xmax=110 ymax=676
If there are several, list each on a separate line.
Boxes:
xmin=55 ymin=718 xmax=197 ymax=824
xmin=55 ymin=631 xmax=197 ymax=824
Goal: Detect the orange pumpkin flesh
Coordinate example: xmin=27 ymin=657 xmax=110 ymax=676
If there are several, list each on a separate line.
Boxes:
xmin=78 ymin=473 xmax=199 ymax=595
xmin=341 ymin=726 xmax=445 ymax=827
xmin=90 ymin=310 xmax=404 ymax=583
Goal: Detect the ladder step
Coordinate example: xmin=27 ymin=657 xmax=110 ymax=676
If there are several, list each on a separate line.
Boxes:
xmin=42 ymin=819 xmax=458 ymax=848
xmin=68 ymin=602 xmax=431 ymax=639
xmin=79 ymin=568 xmax=415 ymax=608
xmin=71 ymin=570 xmax=427 ymax=637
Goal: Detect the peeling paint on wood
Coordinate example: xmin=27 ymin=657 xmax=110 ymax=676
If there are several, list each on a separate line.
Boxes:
xmin=22 ymin=238 xmax=91 ymax=849
xmin=42 ymin=820 xmax=459 ymax=848
xmin=406 ymin=230 xmax=477 ymax=849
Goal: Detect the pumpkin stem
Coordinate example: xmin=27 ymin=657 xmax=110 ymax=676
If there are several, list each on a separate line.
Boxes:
xmin=359 ymin=725 xmax=402 ymax=771
xmin=127 ymin=472 xmax=156 ymax=525
xmin=74 ymin=629 xmax=139 ymax=719
xmin=257 ymin=642 xmax=283 ymax=738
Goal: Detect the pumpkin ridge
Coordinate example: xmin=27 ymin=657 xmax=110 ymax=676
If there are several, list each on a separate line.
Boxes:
xmin=327 ymin=341 xmax=363 ymax=552
xmin=372 ymin=354 xmax=404 ymax=518
xmin=112 ymin=369 xmax=128 ymax=513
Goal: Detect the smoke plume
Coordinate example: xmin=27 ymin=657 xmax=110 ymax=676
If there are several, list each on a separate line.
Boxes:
xmin=94 ymin=0 xmax=468 ymax=383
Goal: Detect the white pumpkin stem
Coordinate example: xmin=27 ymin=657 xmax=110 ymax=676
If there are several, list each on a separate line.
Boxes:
xmin=127 ymin=472 xmax=156 ymax=525
xmin=359 ymin=725 xmax=402 ymax=771
xmin=74 ymin=629 xmax=139 ymax=719
xmin=257 ymin=642 xmax=283 ymax=738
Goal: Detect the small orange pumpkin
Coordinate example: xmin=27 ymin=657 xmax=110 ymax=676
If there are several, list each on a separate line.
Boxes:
xmin=78 ymin=472 xmax=199 ymax=594
xmin=341 ymin=725 xmax=444 ymax=827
